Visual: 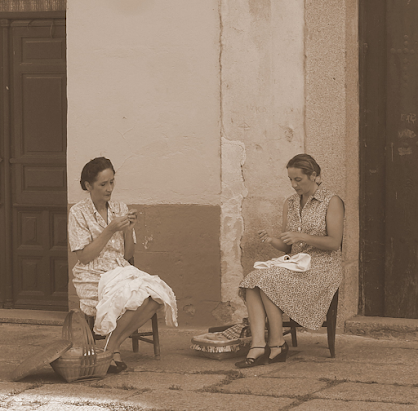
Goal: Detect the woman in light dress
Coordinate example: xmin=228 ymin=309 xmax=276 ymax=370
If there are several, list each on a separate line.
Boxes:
xmin=236 ymin=154 xmax=344 ymax=368
xmin=68 ymin=157 xmax=177 ymax=373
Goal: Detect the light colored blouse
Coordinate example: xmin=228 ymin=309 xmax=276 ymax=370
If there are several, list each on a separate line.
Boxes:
xmin=68 ymin=197 xmax=137 ymax=315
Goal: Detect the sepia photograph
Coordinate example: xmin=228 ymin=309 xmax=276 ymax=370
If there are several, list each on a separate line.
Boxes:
xmin=0 ymin=0 xmax=417 ymax=410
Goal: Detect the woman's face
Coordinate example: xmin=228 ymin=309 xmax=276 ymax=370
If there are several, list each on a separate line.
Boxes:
xmin=287 ymin=167 xmax=317 ymax=196
xmin=86 ymin=168 xmax=115 ymax=204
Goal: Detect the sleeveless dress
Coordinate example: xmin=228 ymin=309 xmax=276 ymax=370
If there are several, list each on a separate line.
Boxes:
xmin=239 ymin=186 xmax=342 ymax=330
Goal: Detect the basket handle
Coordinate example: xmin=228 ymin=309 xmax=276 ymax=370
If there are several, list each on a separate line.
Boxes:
xmin=62 ymin=309 xmax=97 ymax=369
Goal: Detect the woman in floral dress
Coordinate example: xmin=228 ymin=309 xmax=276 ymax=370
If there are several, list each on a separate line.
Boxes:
xmin=68 ymin=157 xmax=177 ymax=373
xmin=236 ymin=154 xmax=344 ymax=368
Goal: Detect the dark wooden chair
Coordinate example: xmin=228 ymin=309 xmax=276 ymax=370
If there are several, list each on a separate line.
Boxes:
xmin=84 ymin=257 xmax=161 ymax=359
xmin=282 ymin=289 xmax=339 ymax=358
xmin=208 ymin=288 xmax=339 ymax=359
xmin=85 ymin=312 xmax=160 ymax=359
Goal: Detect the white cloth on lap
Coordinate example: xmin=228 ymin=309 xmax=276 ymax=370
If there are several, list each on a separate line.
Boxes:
xmin=94 ymin=265 xmax=178 ymax=335
xmin=253 ymin=253 xmax=311 ymax=272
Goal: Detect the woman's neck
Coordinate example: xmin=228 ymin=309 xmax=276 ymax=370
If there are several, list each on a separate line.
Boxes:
xmin=302 ymin=184 xmax=318 ymax=200
xmin=91 ymin=197 xmax=107 ymax=213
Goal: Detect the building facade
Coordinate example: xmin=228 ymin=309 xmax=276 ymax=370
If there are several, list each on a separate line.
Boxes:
xmin=2 ymin=0 xmax=416 ymax=327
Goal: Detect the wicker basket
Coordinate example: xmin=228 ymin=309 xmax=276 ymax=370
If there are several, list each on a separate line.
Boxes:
xmin=50 ymin=310 xmax=113 ymax=382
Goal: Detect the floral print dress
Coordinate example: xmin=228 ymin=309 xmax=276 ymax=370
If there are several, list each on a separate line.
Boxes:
xmin=239 ymin=186 xmax=342 ymax=330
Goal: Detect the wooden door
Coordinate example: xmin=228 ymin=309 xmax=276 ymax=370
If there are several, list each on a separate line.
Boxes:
xmin=0 ymin=18 xmax=68 ymax=310
xmin=360 ymin=0 xmax=418 ymax=318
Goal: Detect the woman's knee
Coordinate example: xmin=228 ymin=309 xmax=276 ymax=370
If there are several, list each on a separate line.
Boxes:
xmin=148 ymin=297 xmax=162 ymax=309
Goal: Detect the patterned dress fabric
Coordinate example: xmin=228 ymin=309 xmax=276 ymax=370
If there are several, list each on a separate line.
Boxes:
xmin=68 ymin=198 xmax=178 ymax=332
xmin=239 ymin=186 xmax=342 ymax=330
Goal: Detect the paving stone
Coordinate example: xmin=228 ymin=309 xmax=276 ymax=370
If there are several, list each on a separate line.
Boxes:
xmin=264 ymin=361 xmax=418 ymax=385
xmin=37 ymin=405 xmax=109 ymax=411
xmin=0 ymin=381 xmax=35 ymax=406
xmin=0 ymin=406 xmax=41 ymax=411
xmin=292 ymin=399 xmax=418 ymax=410
xmin=8 ymin=384 xmax=133 ymax=406
xmin=90 ymin=371 xmax=225 ymax=392
xmin=315 ymin=382 xmax=418 ymax=405
xmin=0 ymin=382 xmax=34 ymax=395
xmin=216 ymin=376 xmax=327 ymax=397
xmin=126 ymin=390 xmax=295 ymax=411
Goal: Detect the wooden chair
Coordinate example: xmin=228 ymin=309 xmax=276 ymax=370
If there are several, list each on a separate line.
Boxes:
xmin=84 ymin=257 xmax=161 ymax=359
xmin=85 ymin=312 xmax=160 ymax=359
xmin=282 ymin=289 xmax=339 ymax=358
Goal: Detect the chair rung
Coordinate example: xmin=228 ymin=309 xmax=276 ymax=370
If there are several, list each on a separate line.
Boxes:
xmin=131 ymin=331 xmax=153 ymax=337
xmin=131 ymin=336 xmax=154 ymax=345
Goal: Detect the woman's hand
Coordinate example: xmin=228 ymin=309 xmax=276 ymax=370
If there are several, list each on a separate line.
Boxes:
xmin=126 ymin=209 xmax=138 ymax=230
xmin=107 ymin=216 xmax=130 ymax=233
xmin=279 ymin=231 xmax=303 ymax=245
xmin=258 ymin=230 xmax=273 ymax=244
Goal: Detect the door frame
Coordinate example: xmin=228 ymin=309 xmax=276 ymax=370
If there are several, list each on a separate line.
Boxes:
xmin=0 ymin=11 xmax=66 ymax=309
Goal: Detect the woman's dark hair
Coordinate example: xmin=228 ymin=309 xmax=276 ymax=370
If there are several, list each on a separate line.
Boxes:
xmin=286 ymin=154 xmax=321 ymax=177
xmin=80 ymin=157 xmax=115 ymax=190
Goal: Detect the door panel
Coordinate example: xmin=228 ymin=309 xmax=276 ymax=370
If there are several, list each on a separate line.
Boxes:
xmin=360 ymin=0 xmax=418 ymax=319
xmin=0 ymin=18 xmax=67 ymax=310
xmin=385 ymin=0 xmax=418 ymax=317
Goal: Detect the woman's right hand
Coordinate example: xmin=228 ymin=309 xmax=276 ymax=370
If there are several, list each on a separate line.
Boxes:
xmin=107 ymin=216 xmax=130 ymax=233
xmin=258 ymin=230 xmax=272 ymax=244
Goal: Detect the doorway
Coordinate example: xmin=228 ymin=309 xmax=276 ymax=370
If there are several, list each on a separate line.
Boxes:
xmin=0 ymin=15 xmax=68 ymax=310
xmin=360 ymin=0 xmax=418 ymax=318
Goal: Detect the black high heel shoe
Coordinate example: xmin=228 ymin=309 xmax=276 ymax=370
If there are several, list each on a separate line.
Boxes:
xmin=107 ymin=351 xmax=128 ymax=374
xmin=235 ymin=346 xmax=270 ymax=368
xmin=268 ymin=341 xmax=289 ymax=364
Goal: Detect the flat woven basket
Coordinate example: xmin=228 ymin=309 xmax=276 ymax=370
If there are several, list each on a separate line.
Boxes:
xmin=50 ymin=309 xmax=113 ymax=382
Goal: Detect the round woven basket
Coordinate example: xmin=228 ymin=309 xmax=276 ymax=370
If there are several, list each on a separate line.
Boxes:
xmin=50 ymin=310 xmax=113 ymax=382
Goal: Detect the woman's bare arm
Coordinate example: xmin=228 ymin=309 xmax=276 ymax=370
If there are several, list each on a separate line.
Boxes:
xmin=279 ymin=196 xmax=344 ymax=251
xmin=259 ymin=201 xmax=292 ymax=254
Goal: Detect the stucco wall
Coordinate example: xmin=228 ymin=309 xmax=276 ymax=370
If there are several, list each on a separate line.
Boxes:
xmin=220 ymin=0 xmax=306 ymax=322
xmin=67 ymin=0 xmax=220 ymax=205
xmin=66 ymin=0 xmax=359 ymax=327
xmin=66 ymin=0 xmax=222 ymax=326
xmin=305 ymin=0 xmax=359 ymax=325
xmin=220 ymin=0 xmax=359 ymax=326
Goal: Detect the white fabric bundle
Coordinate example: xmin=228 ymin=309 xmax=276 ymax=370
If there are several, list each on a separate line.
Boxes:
xmin=254 ymin=253 xmax=311 ymax=272
xmin=94 ymin=265 xmax=178 ymax=335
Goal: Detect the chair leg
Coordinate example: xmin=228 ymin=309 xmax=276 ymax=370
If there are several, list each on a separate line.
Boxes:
xmin=132 ymin=333 xmax=139 ymax=353
xmin=290 ymin=319 xmax=298 ymax=347
xmin=326 ymin=290 xmax=339 ymax=358
xmin=151 ymin=313 xmax=161 ymax=360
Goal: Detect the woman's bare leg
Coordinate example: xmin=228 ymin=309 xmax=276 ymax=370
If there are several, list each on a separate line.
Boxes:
xmin=245 ymin=288 xmax=268 ymax=359
xmin=259 ymin=289 xmax=285 ymax=359
xmin=105 ymin=297 xmax=161 ymax=355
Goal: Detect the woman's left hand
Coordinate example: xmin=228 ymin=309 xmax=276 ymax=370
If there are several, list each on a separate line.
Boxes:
xmin=279 ymin=231 xmax=303 ymax=245
xmin=126 ymin=209 xmax=138 ymax=230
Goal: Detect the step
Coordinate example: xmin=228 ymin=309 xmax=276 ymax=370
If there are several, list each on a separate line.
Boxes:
xmin=345 ymin=315 xmax=418 ymax=341
xmin=0 ymin=309 xmax=67 ymax=326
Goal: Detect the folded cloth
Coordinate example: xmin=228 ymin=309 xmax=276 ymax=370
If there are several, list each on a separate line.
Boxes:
xmin=253 ymin=253 xmax=311 ymax=272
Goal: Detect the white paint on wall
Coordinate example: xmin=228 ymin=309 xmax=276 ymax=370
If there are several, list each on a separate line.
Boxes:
xmin=220 ymin=137 xmax=248 ymax=319
xmin=67 ymin=0 xmax=221 ymax=205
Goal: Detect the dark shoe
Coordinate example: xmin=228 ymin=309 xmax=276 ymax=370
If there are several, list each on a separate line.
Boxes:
xmin=107 ymin=361 xmax=128 ymax=374
xmin=235 ymin=346 xmax=270 ymax=368
xmin=107 ymin=351 xmax=128 ymax=374
xmin=268 ymin=341 xmax=289 ymax=364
